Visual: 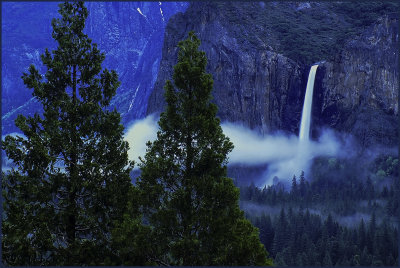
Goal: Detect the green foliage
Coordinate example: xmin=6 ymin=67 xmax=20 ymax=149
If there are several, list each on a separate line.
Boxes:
xmin=136 ymin=32 xmax=272 ymax=266
xmin=109 ymin=186 xmax=152 ymax=265
xmin=376 ymin=169 xmax=386 ymax=178
xmin=2 ymin=2 xmax=136 ymax=265
xmin=328 ymin=157 xmax=338 ymax=169
xmin=370 ymin=154 xmax=399 ymax=179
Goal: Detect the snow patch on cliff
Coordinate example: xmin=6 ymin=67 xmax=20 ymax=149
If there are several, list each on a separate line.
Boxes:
xmin=128 ymin=84 xmax=140 ymax=113
xmin=136 ymin=7 xmax=146 ymax=17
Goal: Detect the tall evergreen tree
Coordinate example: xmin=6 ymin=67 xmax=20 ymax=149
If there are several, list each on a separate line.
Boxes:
xmin=299 ymin=170 xmax=307 ymax=197
xmin=2 ymin=2 xmax=135 ymax=265
xmin=258 ymin=213 xmax=275 ymax=253
xmin=136 ymin=31 xmax=272 ymax=266
xmin=365 ymin=177 xmax=375 ymax=200
xmin=323 ymin=251 xmax=333 ymax=266
xmin=358 ymin=218 xmax=366 ymax=250
xmin=291 ymin=175 xmax=298 ymax=200
xmin=272 ymin=207 xmax=289 ymax=255
xmin=368 ymin=211 xmax=377 ymax=241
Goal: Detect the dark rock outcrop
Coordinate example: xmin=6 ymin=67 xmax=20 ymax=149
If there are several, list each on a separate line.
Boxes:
xmin=147 ymin=2 xmax=307 ymax=135
xmin=316 ymin=14 xmax=398 ymax=146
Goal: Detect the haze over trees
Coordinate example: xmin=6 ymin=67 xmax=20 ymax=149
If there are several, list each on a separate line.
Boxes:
xmin=239 ymin=152 xmax=399 ymax=266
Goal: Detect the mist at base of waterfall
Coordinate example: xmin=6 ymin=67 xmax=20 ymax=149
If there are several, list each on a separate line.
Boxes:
xmin=124 ymin=115 xmax=354 ymax=186
xmin=221 ymin=122 xmax=354 ymax=187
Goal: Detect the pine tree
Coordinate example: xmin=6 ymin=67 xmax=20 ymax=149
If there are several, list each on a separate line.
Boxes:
xmin=2 ymin=2 xmax=135 ymax=265
xmin=368 ymin=211 xmax=377 ymax=253
xmin=358 ymin=219 xmax=366 ymax=250
xmin=291 ymin=175 xmax=298 ymax=200
xmin=365 ymin=176 xmax=375 ymax=200
xmin=273 ymin=207 xmax=289 ymax=255
xmin=323 ymin=251 xmax=333 ymax=266
xmin=299 ymin=170 xmax=307 ymax=197
xmin=360 ymin=246 xmax=371 ymax=266
xmin=136 ymin=31 xmax=272 ymax=265
xmin=259 ymin=213 xmax=275 ymax=253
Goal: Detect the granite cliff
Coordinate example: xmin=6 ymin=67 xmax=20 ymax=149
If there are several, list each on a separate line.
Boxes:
xmin=147 ymin=2 xmax=398 ymax=147
xmin=2 ymin=2 xmax=188 ymax=133
xmin=2 ymin=2 xmax=398 ymax=147
xmin=317 ymin=14 xmax=398 ymax=147
xmin=147 ymin=2 xmax=306 ymax=135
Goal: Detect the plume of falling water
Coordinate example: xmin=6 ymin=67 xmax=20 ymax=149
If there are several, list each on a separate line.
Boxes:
xmin=299 ymin=65 xmax=318 ymax=142
xmin=263 ymin=65 xmax=320 ymax=186
xmin=280 ymin=65 xmax=319 ymax=186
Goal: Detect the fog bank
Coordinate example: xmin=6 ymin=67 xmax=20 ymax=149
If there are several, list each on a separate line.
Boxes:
xmin=221 ymin=123 xmax=343 ymax=186
xmin=124 ymin=115 xmax=158 ymax=168
xmin=124 ymin=116 xmax=347 ymax=182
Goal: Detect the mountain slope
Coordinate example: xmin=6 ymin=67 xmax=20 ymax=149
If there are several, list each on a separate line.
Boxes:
xmin=2 ymin=2 xmax=188 ymax=134
xmin=146 ymin=2 xmax=398 ymax=147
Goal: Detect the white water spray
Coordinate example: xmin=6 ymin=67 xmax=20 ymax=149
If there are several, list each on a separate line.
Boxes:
xmin=123 ymin=64 xmax=342 ymax=187
xmin=261 ymin=65 xmax=321 ymax=185
xmin=299 ymin=65 xmax=318 ymax=141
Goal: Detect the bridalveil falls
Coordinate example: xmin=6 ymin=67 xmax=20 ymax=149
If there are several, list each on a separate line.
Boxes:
xmin=299 ymin=65 xmax=318 ymax=141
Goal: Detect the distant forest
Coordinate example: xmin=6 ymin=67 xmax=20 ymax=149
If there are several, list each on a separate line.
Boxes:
xmin=238 ymin=155 xmax=399 ymax=266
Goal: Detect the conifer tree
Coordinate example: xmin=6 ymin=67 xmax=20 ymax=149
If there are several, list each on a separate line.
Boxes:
xmin=2 ymin=2 xmax=136 ymax=265
xmin=272 ymin=207 xmax=289 ymax=255
xmin=358 ymin=219 xmax=366 ymax=250
xmin=299 ymin=170 xmax=307 ymax=197
xmin=291 ymin=175 xmax=298 ymax=200
xmin=136 ymin=32 xmax=272 ymax=265
xmin=323 ymin=251 xmax=333 ymax=266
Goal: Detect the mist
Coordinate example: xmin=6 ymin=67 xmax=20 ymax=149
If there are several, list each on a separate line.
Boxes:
xmin=124 ymin=115 xmax=158 ymax=168
xmin=124 ymin=116 xmax=350 ymax=183
xmin=221 ymin=122 xmax=345 ymax=187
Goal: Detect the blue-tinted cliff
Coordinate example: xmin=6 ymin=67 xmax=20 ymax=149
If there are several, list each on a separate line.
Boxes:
xmin=2 ymin=2 xmax=188 ymax=134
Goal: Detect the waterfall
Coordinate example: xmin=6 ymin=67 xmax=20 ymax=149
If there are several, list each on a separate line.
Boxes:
xmin=299 ymin=65 xmax=318 ymax=141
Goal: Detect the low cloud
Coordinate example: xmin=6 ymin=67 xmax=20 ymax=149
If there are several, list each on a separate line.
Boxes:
xmin=124 ymin=115 xmax=158 ymax=168
xmin=124 ymin=116 xmax=346 ymax=183
xmin=221 ymin=122 xmax=300 ymax=165
xmin=222 ymin=123 xmax=342 ymax=186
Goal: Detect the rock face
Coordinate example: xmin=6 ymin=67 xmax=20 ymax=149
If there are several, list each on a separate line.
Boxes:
xmin=2 ymin=2 xmax=59 ymax=134
xmin=2 ymin=2 xmax=188 ymax=134
xmin=147 ymin=2 xmax=398 ymax=147
xmin=316 ymin=14 xmax=398 ymax=147
xmin=147 ymin=2 xmax=307 ymax=135
xmin=84 ymin=2 xmax=188 ymax=124
xmin=3 ymin=2 xmax=397 ymax=148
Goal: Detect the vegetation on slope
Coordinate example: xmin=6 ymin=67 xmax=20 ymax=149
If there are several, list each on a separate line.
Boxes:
xmin=209 ymin=1 xmax=399 ymax=64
